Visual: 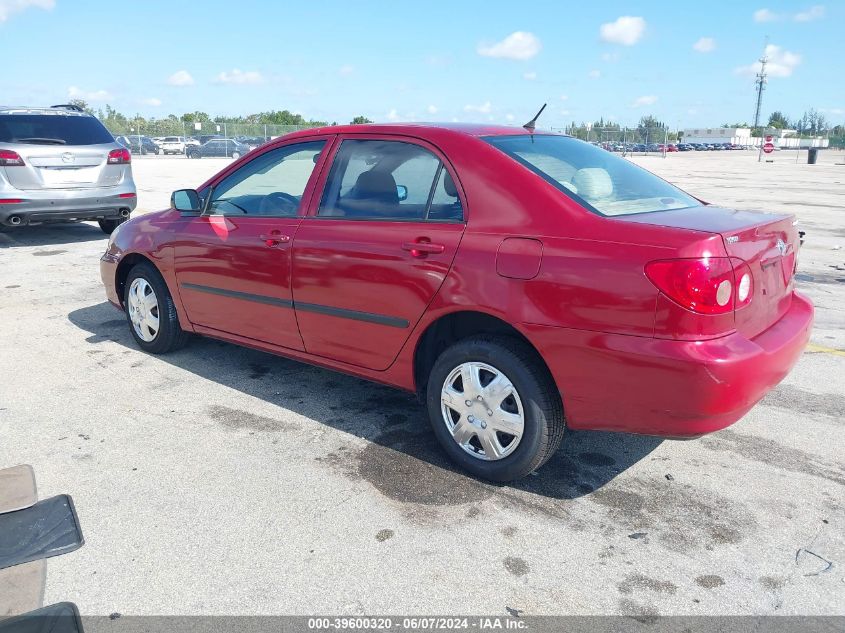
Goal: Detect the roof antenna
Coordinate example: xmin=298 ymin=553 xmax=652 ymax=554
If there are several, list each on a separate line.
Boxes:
xmin=523 ymin=103 xmax=547 ymax=132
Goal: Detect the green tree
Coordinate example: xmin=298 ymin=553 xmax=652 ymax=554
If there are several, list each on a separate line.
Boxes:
xmin=767 ymin=111 xmax=790 ymax=129
xmin=67 ymin=98 xmax=93 ymax=114
xmin=350 ymin=116 xmax=373 ymax=124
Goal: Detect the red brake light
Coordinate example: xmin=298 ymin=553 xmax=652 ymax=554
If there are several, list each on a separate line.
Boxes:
xmin=108 ymin=148 xmax=131 ymax=164
xmin=0 ymin=199 xmax=24 ymax=204
xmin=0 ymin=150 xmax=25 ymax=167
xmin=645 ymin=257 xmax=736 ymax=315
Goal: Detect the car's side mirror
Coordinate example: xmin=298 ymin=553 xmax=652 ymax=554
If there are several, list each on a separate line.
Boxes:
xmin=171 ymin=189 xmax=201 ymax=215
xmin=396 ymin=185 xmax=408 ymax=202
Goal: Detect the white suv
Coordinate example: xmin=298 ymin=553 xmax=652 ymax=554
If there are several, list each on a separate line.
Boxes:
xmin=158 ymin=136 xmax=187 ymax=155
xmin=0 ymin=104 xmax=136 ymax=234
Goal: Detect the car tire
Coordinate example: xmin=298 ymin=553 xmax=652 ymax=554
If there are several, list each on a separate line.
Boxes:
xmin=426 ymin=335 xmax=564 ymax=482
xmin=231 ymin=152 xmax=240 ymax=159
xmin=98 ymin=216 xmax=127 ymax=235
xmin=124 ymin=262 xmax=189 ymax=354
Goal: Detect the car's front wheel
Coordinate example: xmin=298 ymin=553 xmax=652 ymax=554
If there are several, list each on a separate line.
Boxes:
xmin=231 ymin=151 xmax=240 ymax=160
xmin=124 ymin=262 xmax=189 ymax=354
xmin=426 ymin=336 xmax=564 ymax=482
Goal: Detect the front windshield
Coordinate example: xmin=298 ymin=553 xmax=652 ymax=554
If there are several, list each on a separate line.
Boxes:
xmin=484 ymin=134 xmax=701 ymax=217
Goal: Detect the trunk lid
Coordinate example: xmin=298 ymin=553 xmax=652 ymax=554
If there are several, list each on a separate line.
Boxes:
xmin=622 ymin=206 xmax=798 ymax=338
xmin=4 ymin=143 xmax=123 ymax=190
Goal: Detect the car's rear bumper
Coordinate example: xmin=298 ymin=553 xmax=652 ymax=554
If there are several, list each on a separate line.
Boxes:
xmin=0 ymin=188 xmax=137 ymax=226
xmin=522 ymin=291 xmax=814 ymax=437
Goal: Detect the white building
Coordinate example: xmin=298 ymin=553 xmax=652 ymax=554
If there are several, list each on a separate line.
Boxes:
xmin=682 ymin=127 xmax=752 ymax=145
xmin=683 ymin=127 xmax=829 ymax=148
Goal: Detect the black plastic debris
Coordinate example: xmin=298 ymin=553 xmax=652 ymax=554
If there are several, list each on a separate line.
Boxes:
xmin=0 ymin=496 xmax=84 ymax=571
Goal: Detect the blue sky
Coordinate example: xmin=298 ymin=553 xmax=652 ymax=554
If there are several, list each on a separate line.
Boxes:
xmin=2 ymin=0 xmax=842 ymax=128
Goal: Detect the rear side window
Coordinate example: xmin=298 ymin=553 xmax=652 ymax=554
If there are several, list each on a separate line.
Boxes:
xmin=318 ymin=139 xmax=463 ymax=221
xmin=0 ymin=114 xmax=115 ymax=145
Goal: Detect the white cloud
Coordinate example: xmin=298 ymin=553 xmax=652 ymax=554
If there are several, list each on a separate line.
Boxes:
xmin=631 ymin=95 xmax=658 ymax=108
xmin=167 ymin=70 xmax=194 ymax=86
xmin=0 ymin=0 xmax=54 ymax=23
xmin=523 ymin=71 xmax=537 ymax=81
xmin=588 ymin=69 xmax=601 ymax=79
xmin=599 ymin=16 xmax=646 ymax=46
xmin=753 ymin=8 xmax=780 ymax=22
xmin=560 ymin=95 xmax=569 ymax=101
xmin=477 ymin=31 xmax=541 ymax=60
xmin=215 ymin=69 xmax=264 ymax=85
xmin=464 ymin=101 xmax=493 ymax=114
xmin=67 ymin=86 xmax=112 ymax=102
xmin=505 ymin=113 xmax=515 ymax=122
xmin=338 ymin=64 xmax=354 ymax=77
xmin=386 ymin=109 xmax=400 ymax=122
xmin=735 ymin=44 xmax=801 ymax=78
xmin=794 ymin=5 xmax=825 ymax=21
xmin=601 ymin=52 xmax=620 ymax=62
xmin=141 ymin=97 xmax=162 ymax=107
xmin=693 ymin=37 xmax=716 ymax=53
xmin=560 ymin=109 xmax=571 ymax=116
xmin=426 ymin=105 xmax=438 ymax=115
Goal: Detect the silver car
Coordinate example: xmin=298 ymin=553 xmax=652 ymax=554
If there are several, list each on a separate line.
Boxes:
xmin=0 ymin=104 xmax=136 ymax=234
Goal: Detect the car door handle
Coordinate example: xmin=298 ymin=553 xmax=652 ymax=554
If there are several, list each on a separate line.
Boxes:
xmin=402 ymin=240 xmax=445 ymax=257
xmin=260 ymin=233 xmax=290 ymax=247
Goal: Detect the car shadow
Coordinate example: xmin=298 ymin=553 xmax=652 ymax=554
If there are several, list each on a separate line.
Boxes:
xmin=68 ymin=302 xmax=663 ymax=501
xmin=0 ymin=223 xmax=106 ymax=248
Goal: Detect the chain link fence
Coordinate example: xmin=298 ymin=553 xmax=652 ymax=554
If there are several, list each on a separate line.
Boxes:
xmin=102 ymin=120 xmax=319 ymax=144
xmin=547 ymin=126 xmax=677 ymax=155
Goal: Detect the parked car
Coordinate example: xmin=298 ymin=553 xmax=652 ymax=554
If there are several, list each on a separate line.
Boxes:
xmin=185 ymin=138 xmax=249 ymax=159
xmin=115 ymin=135 xmax=160 ymax=155
xmin=100 ymin=123 xmax=812 ymax=481
xmin=158 ymin=136 xmax=187 ymax=155
xmin=197 ymin=134 xmax=224 ymax=145
xmin=0 ymin=104 xmax=135 ymax=233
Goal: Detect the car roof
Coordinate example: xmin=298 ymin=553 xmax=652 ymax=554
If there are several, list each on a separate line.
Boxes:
xmin=0 ymin=106 xmax=93 ymax=117
xmin=283 ymin=122 xmax=558 ymax=142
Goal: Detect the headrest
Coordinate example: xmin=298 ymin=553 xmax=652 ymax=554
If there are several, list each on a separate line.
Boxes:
xmin=443 ymin=171 xmax=458 ymax=197
xmin=352 ymin=170 xmax=398 ymax=204
xmin=572 ymin=168 xmax=613 ymax=199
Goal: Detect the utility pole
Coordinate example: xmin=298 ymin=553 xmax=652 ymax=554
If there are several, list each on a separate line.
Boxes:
xmin=753 ymin=41 xmax=769 ymax=131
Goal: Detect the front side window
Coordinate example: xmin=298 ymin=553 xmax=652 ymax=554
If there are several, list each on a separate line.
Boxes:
xmin=484 ymin=135 xmax=701 ymax=217
xmin=207 ymin=141 xmax=325 ymax=217
xmin=318 ymin=139 xmax=462 ymax=221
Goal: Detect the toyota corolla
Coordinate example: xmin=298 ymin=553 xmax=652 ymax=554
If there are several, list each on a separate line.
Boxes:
xmin=100 ymin=123 xmax=813 ymax=481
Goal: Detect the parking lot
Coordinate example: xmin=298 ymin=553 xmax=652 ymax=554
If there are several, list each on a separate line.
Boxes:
xmin=1 ymin=150 xmax=843 ymax=616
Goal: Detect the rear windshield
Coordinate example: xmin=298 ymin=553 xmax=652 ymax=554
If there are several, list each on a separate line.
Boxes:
xmin=0 ymin=113 xmax=115 ymax=146
xmin=484 ymin=135 xmax=701 ymax=216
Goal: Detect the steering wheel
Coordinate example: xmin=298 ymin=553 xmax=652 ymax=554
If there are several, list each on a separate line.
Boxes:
xmin=259 ymin=191 xmax=299 ymax=215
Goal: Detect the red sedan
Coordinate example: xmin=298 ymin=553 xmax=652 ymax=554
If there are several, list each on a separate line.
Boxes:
xmin=100 ymin=123 xmax=813 ymax=481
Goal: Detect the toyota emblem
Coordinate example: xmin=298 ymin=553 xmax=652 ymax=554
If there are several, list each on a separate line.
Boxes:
xmin=61 ymin=152 xmax=74 ymax=164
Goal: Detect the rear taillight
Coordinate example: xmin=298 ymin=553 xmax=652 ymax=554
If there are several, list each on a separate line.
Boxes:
xmin=646 ymin=257 xmax=743 ymax=315
xmin=733 ymin=260 xmax=754 ymax=308
xmin=0 ymin=150 xmax=25 ymax=167
xmin=107 ymin=148 xmax=131 ymax=164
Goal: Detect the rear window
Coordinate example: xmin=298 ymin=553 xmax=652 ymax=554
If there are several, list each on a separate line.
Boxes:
xmin=0 ymin=113 xmax=115 ymax=146
xmin=484 ymin=134 xmax=701 ymax=217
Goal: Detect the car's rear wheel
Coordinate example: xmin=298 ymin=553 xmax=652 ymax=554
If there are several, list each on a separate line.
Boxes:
xmin=124 ymin=262 xmax=189 ymax=354
xmin=98 ymin=216 xmax=127 ymax=235
xmin=426 ymin=335 xmax=564 ymax=482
